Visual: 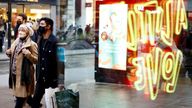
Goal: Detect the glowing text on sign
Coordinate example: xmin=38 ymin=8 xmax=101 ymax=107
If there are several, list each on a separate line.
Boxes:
xmin=127 ymin=0 xmax=187 ymax=100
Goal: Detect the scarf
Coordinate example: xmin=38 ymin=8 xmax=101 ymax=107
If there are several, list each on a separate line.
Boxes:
xmin=21 ymin=57 xmax=32 ymax=85
xmin=12 ymin=39 xmax=23 ymax=75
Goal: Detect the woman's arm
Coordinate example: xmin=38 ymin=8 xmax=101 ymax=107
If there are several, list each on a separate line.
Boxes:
xmin=22 ymin=42 xmax=38 ymax=64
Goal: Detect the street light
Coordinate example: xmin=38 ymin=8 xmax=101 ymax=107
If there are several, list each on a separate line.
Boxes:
xmin=7 ymin=0 xmax=11 ymax=48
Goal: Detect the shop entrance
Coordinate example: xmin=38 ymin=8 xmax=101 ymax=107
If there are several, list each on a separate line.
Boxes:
xmin=12 ymin=4 xmax=51 ymax=26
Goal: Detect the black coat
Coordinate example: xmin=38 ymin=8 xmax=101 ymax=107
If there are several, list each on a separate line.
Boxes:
xmin=36 ymin=34 xmax=58 ymax=88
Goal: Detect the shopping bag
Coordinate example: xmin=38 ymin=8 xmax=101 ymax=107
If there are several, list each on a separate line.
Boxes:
xmin=55 ymin=89 xmax=79 ymax=108
xmin=45 ymin=87 xmax=59 ymax=108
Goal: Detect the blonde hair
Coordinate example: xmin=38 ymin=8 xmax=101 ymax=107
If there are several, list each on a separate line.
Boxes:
xmin=18 ymin=24 xmax=34 ymax=36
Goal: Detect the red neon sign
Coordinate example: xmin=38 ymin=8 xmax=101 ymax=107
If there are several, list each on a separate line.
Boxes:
xmin=98 ymin=0 xmax=188 ymax=100
xmin=127 ymin=0 xmax=187 ymax=100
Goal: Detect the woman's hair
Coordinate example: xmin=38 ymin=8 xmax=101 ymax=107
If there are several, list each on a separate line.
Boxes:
xmin=18 ymin=24 xmax=34 ymax=36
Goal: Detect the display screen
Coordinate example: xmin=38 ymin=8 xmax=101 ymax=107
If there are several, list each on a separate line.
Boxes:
xmin=98 ymin=4 xmax=128 ymax=70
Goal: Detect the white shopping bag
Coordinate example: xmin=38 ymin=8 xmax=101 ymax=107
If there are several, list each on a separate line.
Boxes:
xmin=45 ymin=87 xmax=59 ymax=108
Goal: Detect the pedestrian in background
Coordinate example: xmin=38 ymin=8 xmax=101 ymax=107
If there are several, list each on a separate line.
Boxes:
xmin=6 ymin=24 xmax=38 ymax=108
xmin=30 ymin=20 xmax=40 ymax=43
xmin=32 ymin=17 xmax=62 ymax=108
xmin=0 ymin=17 xmax=6 ymax=52
xmin=177 ymin=30 xmax=188 ymax=77
xmin=14 ymin=13 xmax=27 ymax=39
xmin=183 ymin=31 xmax=192 ymax=81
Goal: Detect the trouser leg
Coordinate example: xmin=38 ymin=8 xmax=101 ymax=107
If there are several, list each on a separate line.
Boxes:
xmin=188 ymin=67 xmax=192 ymax=80
xmin=0 ymin=39 xmax=2 ymax=52
xmin=15 ymin=97 xmax=26 ymax=108
xmin=32 ymin=81 xmax=45 ymax=108
xmin=26 ymin=95 xmax=33 ymax=106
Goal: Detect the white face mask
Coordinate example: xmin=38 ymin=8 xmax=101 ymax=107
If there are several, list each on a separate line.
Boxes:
xmin=18 ymin=31 xmax=27 ymax=39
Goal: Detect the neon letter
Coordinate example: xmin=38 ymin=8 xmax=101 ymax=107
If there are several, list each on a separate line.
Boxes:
xmin=175 ymin=0 xmax=188 ymax=35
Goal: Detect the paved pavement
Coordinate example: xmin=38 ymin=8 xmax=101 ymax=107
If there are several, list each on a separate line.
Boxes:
xmin=1 ymin=50 xmax=192 ymax=108
xmin=79 ymin=78 xmax=192 ymax=108
xmin=0 ymin=53 xmax=9 ymax=75
xmin=0 ymin=52 xmax=9 ymax=61
xmin=0 ymin=77 xmax=192 ymax=108
xmin=0 ymin=50 xmax=95 ymax=108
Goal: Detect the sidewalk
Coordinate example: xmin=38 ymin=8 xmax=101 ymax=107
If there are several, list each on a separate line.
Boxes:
xmin=0 ymin=52 xmax=9 ymax=75
xmin=1 ymin=49 xmax=192 ymax=108
xmin=0 ymin=52 xmax=9 ymax=61
xmin=0 ymin=77 xmax=192 ymax=108
xmin=0 ymin=86 xmax=44 ymax=108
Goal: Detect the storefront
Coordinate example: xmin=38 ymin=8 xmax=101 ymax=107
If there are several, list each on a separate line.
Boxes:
xmin=0 ymin=0 xmax=57 ymax=33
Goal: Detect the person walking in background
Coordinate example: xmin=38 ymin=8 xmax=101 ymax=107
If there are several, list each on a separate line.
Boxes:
xmin=26 ymin=21 xmax=39 ymax=43
xmin=177 ymin=30 xmax=188 ymax=77
xmin=6 ymin=24 xmax=38 ymax=108
xmin=183 ymin=31 xmax=192 ymax=81
xmin=0 ymin=17 xmax=6 ymax=52
xmin=31 ymin=17 xmax=61 ymax=108
xmin=14 ymin=13 xmax=27 ymax=40
xmin=77 ymin=28 xmax=84 ymax=39
xmin=30 ymin=20 xmax=40 ymax=43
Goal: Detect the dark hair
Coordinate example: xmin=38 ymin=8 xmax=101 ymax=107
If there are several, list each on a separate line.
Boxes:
xmin=77 ymin=28 xmax=83 ymax=35
xmin=18 ymin=13 xmax=27 ymax=21
xmin=39 ymin=17 xmax=54 ymax=31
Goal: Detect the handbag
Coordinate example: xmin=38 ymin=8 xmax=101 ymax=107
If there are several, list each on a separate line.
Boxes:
xmin=55 ymin=89 xmax=79 ymax=108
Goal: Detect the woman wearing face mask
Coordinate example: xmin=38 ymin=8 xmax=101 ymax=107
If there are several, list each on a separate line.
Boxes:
xmin=6 ymin=24 xmax=38 ymax=108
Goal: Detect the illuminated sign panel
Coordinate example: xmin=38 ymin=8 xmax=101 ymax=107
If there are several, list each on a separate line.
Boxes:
xmin=127 ymin=0 xmax=187 ymax=100
xmin=98 ymin=0 xmax=187 ymax=100
xmin=99 ymin=4 xmax=128 ymax=70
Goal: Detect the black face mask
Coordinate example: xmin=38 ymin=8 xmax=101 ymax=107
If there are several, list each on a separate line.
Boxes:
xmin=19 ymin=36 xmax=27 ymax=41
xmin=37 ymin=26 xmax=46 ymax=35
xmin=16 ymin=21 xmax=22 ymax=26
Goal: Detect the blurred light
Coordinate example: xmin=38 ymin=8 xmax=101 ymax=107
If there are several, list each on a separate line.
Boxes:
xmin=30 ymin=9 xmax=50 ymax=14
xmin=12 ymin=8 xmax=17 ymax=13
xmin=119 ymin=1 xmax=125 ymax=4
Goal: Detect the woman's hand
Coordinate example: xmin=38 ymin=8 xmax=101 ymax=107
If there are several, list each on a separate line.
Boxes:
xmin=22 ymin=48 xmax=31 ymax=56
xmin=6 ymin=49 xmax=11 ymax=57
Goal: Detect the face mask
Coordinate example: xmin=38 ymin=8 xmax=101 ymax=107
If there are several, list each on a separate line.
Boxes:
xmin=18 ymin=31 xmax=27 ymax=40
xmin=37 ymin=26 xmax=46 ymax=35
xmin=17 ymin=21 xmax=22 ymax=25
